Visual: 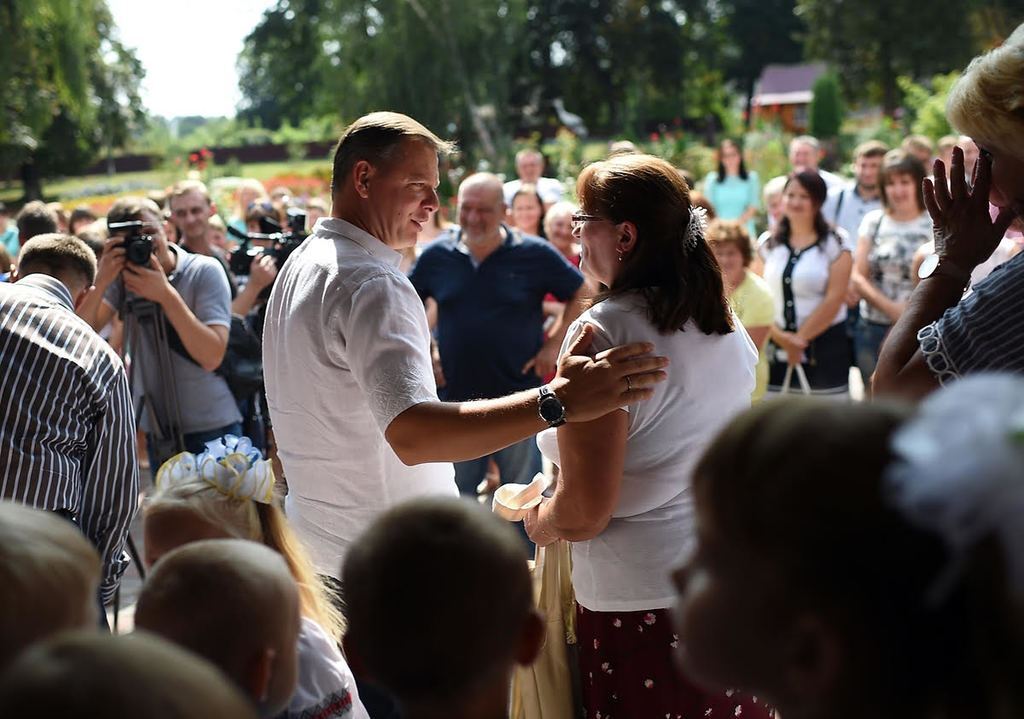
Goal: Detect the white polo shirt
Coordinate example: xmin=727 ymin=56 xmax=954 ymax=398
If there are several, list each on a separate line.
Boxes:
xmin=263 ymin=217 xmax=456 ymax=575
xmin=503 ymin=177 xmax=565 ymax=206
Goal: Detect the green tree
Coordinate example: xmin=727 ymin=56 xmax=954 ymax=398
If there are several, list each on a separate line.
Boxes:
xmin=237 ymin=0 xmax=737 ymax=166
xmin=0 ymin=0 xmax=144 ymax=199
xmin=720 ymin=0 xmax=805 ymax=128
xmin=898 ymin=72 xmax=959 ymax=139
xmin=796 ymin=0 xmax=976 ymax=116
xmin=808 ymin=72 xmax=843 ymax=139
xmin=236 ymin=0 xmax=328 ymax=131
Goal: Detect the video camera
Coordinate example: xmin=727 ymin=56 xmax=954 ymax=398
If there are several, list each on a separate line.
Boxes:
xmin=107 ymin=220 xmax=154 ymax=265
xmin=228 ymin=207 xmax=308 ymax=277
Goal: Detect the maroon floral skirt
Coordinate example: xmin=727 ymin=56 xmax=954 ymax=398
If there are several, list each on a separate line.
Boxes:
xmin=576 ymin=604 xmax=772 ymax=719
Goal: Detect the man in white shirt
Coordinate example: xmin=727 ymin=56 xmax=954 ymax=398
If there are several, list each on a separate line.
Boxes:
xmin=787 ymin=135 xmax=845 ymax=190
xmin=502 ymin=148 xmax=564 ymax=208
xmin=263 ymin=112 xmax=667 ymax=577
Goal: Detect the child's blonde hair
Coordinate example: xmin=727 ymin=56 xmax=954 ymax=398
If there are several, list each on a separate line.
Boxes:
xmin=144 ymin=477 xmax=345 ymax=640
xmin=0 ymin=502 xmax=101 ymax=669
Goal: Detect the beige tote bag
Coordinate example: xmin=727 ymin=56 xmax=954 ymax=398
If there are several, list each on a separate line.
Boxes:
xmin=510 ymin=540 xmax=579 ymax=719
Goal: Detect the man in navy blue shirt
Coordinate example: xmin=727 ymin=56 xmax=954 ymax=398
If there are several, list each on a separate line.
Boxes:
xmin=410 ymin=173 xmax=586 ymax=495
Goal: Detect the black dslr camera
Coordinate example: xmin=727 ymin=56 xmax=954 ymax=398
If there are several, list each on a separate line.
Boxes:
xmin=228 ymin=207 xmax=308 ymax=277
xmin=107 ymin=220 xmax=154 ymax=265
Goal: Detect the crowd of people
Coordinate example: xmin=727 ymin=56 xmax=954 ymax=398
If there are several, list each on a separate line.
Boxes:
xmin=1 ymin=22 xmax=1024 ymax=719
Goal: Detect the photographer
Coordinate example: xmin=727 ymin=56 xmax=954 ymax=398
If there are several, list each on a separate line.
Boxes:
xmin=77 ymin=197 xmax=240 ymax=471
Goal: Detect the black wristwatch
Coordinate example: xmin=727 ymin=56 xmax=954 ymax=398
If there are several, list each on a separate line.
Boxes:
xmin=538 ymin=385 xmax=567 ymax=427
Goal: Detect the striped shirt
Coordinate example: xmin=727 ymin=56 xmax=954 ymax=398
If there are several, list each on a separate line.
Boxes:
xmin=0 ymin=274 xmax=139 ymax=602
xmin=919 ymin=250 xmax=1024 ymax=384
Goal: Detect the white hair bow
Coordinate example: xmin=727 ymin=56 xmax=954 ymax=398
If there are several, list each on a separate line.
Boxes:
xmin=886 ymin=374 xmax=1024 ymax=602
xmin=156 ymin=434 xmax=275 ymax=505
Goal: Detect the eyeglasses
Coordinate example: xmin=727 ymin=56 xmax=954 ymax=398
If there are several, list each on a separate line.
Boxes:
xmin=570 ymin=212 xmax=608 ymax=231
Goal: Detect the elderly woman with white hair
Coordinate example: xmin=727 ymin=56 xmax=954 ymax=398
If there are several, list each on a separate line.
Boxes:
xmin=874 ymin=23 xmax=1024 ymax=399
xmin=543 ymin=201 xmax=581 ymax=265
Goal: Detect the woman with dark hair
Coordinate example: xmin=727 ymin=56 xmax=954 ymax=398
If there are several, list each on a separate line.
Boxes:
xmin=703 ymin=138 xmax=761 ymax=237
xmin=524 ymin=153 xmax=764 ymax=719
xmin=850 ymin=150 xmax=932 ymax=386
xmin=761 ymin=170 xmax=853 ymax=397
xmin=508 ymin=183 xmax=546 ymax=239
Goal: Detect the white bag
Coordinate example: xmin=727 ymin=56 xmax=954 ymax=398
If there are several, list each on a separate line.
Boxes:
xmin=781 ymin=363 xmax=812 ymax=395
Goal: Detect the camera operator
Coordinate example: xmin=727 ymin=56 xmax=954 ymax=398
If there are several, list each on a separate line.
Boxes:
xmin=230 ymin=202 xmax=281 ymax=317
xmin=77 ymin=197 xmax=240 ymax=471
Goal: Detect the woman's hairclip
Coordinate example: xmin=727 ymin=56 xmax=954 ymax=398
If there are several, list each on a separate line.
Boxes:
xmin=885 ymin=374 xmax=1024 ymax=604
xmin=685 ymin=206 xmax=708 ymax=251
xmin=156 ymin=434 xmax=275 ymax=505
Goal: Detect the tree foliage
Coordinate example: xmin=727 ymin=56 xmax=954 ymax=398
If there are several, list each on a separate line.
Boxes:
xmin=809 ymin=72 xmax=843 ymax=139
xmin=898 ymin=72 xmax=959 ymax=140
xmin=0 ymin=0 xmax=145 ymax=199
xmin=719 ymin=0 xmax=805 ymax=125
xmin=796 ymin=0 xmax=977 ymax=115
xmin=237 ymin=0 xmax=737 ymax=166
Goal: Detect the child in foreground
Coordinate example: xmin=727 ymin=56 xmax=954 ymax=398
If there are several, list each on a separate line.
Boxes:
xmin=145 ymin=436 xmax=367 ymax=719
xmin=673 ymin=378 xmax=1024 ymax=719
xmin=0 ymin=501 xmax=101 ymax=670
xmin=0 ymin=630 xmax=258 ymax=718
xmin=342 ymin=497 xmax=544 ymax=719
xmin=135 ymin=539 xmax=302 ymax=717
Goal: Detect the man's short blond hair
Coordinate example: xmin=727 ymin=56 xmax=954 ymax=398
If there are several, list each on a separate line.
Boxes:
xmin=17 ymin=233 xmax=97 ymax=292
xmin=854 ymin=140 xmax=889 ymax=160
xmin=169 ymin=179 xmax=212 ymax=206
xmin=0 ymin=503 xmax=101 ymax=670
xmin=937 ymin=134 xmax=959 ymax=153
xmin=901 ymin=134 xmax=934 ymax=156
xmin=515 ymin=147 xmax=543 ymax=163
xmin=947 ymin=23 xmax=1024 ymax=162
xmin=331 ymin=112 xmax=455 ymax=195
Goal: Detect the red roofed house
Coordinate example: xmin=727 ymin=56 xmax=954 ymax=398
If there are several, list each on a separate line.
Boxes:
xmin=752 ymin=63 xmax=827 ymax=133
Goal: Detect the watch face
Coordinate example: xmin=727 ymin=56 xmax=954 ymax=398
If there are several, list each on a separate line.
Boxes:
xmin=539 ymin=395 xmax=564 ymax=422
xmin=918 ymin=253 xmax=940 ymax=280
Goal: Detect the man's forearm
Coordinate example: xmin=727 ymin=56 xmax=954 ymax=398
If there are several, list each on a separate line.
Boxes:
xmin=160 ymin=291 xmax=227 ymax=371
xmin=85 ymin=375 xmax=139 ymax=604
xmin=386 ymin=390 xmax=549 ymax=466
xmin=873 ymin=275 xmax=966 ymax=391
xmin=78 ymin=279 xmax=113 ymax=330
xmin=231 ymin=283 xmax=262 ymax=317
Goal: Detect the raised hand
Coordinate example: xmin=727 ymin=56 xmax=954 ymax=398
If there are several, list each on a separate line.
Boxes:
xmin=923 ymin=146 xmax=1015 ymax=270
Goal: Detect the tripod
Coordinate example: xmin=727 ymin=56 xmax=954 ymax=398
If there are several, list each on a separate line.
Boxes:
xmin=122 ymin=296 xmax=186 ymax=470
xmin=109 ymin=297 xmax=187 ymax=630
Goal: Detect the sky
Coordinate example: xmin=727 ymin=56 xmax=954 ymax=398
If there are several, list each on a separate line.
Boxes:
xmin=105 ymin=0 xmax=276 ymax=118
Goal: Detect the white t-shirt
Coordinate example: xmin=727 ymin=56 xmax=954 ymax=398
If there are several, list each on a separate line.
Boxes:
xmin=759 ymin=229 xmax=851 ymax=330
xmin=281 ymin=617 xmax=369 ymax=719
xmin=503 ymin=177 xmax=565 ymax=206
xmin=537 ymin=293 xmax=756 ymax=612
xmin=857 ymin=210 xmax=932 ymax=325
xmin=263 ymin=217 xmax=456 ymax=575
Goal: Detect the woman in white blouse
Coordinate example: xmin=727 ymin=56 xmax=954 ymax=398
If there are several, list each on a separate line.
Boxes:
xmin=524 ymin=154 xmax=767 ymax=719
xmin=761 ymin=170 xmax=853 ymax=397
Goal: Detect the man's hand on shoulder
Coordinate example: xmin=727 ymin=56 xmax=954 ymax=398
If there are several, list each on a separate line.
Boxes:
xmin=551 ymin=324 xmax=668 ymax=423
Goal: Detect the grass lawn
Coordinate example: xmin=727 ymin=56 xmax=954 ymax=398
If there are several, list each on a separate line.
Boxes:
xmin=0 ymin=159 xmax=331 ymax=206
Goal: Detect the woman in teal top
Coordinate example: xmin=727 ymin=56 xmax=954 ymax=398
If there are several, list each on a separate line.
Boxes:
xmin=703 ymin=138 xmax=761 ymax=237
